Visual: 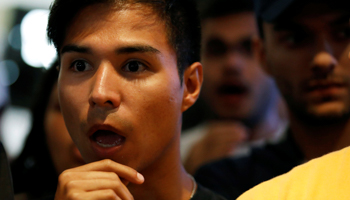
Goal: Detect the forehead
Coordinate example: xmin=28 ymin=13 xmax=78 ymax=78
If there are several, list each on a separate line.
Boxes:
xmin=62 ymin=3 xmax=168 ymax=49
xmin=202 ymin=12 xmax=257 ymax=41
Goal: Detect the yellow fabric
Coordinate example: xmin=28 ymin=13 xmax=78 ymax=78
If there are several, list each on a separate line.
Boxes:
xmin=237 ymin=146 xmax=350 ymax=200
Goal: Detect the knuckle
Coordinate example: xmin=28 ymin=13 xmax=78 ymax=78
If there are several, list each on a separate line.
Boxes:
xmin=67 ymin=191 xmax=80 ymax=200
xmin=107 ymin=172 xmax=120 ymax=180
xmin=66 ymin=180 xmax=79 ymax=190
xmin=102 ymin=159 xmax=114 ymax=169
xmin=58 ymin=170 xmax=72 ymax=183
xmin=113 ymin=180 xmax=123 ymax=188
xmin=104 ymin=189 xmax=118 ymax=199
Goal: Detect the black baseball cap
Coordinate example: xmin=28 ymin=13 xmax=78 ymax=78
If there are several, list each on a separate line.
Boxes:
xmin=253 ymin=0 xmax=294 ymax=22
xmin=254 ymin=0 xmax=350 ymax=23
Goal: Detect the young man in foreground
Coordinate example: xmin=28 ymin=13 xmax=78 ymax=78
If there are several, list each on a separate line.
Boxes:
xmin=195 ymin=0 xmax=350 ymax=199
xmin=47 ymin=0 xmax=225 ymax=199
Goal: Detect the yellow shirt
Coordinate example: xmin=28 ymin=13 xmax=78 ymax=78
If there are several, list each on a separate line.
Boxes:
xmin=237 ymin=146 xmax=350 ymax=200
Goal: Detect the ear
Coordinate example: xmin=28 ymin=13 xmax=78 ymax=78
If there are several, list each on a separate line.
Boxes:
xmin=181 ymin=62 xmax=203 ymax=112
xmin=253 ymin=36 xmax=271 ymax=75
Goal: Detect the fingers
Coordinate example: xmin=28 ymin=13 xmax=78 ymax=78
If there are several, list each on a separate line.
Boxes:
xmin=63 ymin=189 xmax=123 ymax=200
xmin=64 ymin=179 xmax=132 ymax=200
xmin=55 ymin=159 xmax=144 ymax=200
xmin=184 ymin=121 xmax=250 ymax=174
xmin=68 ymin=159 xmax=144 ymax=184
xmin=206 ymin=121 xmax=248 ymax=143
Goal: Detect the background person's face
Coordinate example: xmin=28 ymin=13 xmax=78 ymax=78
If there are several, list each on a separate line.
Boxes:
xmin=201 ymin=12 xmax=276 ymax=120
xmin=262 ymin=9 xmax=350 ymax=122
xmin=44 ymin=85 xmax=85 ymax=174
xmin=58 ymin=4 xmax=188 ymax=172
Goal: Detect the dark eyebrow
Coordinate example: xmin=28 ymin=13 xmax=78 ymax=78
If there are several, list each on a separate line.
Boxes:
xmin=60 ymin=44 xmax=161 ymax=55
xmin=61 ymin=45 xmax=91 ymax=55
xmin=115 ymin=45 xmax=160 ymax=54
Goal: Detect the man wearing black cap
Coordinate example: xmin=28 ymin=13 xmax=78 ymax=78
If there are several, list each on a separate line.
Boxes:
xmin=194 ymin=0 xmax=350 ymax=199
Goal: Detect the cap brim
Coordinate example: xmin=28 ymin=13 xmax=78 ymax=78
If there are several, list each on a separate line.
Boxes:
xmin=261 ymin=0 xmax=295 ymax=22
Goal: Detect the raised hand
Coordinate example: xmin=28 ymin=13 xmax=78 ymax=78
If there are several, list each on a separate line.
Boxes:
xmin=54 ymin=159 xmax=144 ymax=200
xmin=184 ymin=121 xmax=248 ymax=174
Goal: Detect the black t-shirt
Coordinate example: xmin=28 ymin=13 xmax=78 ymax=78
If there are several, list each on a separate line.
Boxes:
xmin=192 ymin=184 xmax=227 ymax=200
xmin=39 ymin=184 xmax=227 ymax=200
xmin=194 ymin=129 xmax=304 ymax=199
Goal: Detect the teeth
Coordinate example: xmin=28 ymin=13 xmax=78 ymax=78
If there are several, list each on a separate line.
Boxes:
xmin=92 ymin=130 xmax=125 ymax=148
xmin=96 ymin=141 xmax=118 ymax=148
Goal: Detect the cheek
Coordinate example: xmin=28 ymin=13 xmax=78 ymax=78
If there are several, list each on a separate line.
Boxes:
xmin=45 ymin=112 xmax=72 ymax=150
xmin=58 ymin=84 xmax=86 ymax=132
xmin=133 ymin=79 xmax=182 ymax=128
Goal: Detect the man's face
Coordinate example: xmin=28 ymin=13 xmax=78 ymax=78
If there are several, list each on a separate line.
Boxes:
xmin=262 ymin=8 xmax=350 ymax=122
xmin=201 ymin=12 xmax=276 ymax=120
xmin=58 ymin=4 xmax=190 ymax=171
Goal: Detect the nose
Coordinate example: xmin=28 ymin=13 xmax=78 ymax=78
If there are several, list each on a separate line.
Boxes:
xmin=222 ymin=51 xmax=244 ymax=75
xmin=89 ymin=64 xmax=121 ymax=109
xmin=311 ymin=39 xmax=337 ymax=78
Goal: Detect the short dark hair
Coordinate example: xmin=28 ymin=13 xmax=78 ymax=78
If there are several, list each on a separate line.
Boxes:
xmin=47 ymin=0 xmax=201 ymax=82
xmin=199 ymin=0 xmax=253 ymax=20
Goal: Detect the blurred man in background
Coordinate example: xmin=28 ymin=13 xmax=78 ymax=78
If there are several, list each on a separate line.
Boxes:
xmin=195 ymin=0 xmax=350 ymax=199
xmin=181 ymin=0 xmax=288 ymax=174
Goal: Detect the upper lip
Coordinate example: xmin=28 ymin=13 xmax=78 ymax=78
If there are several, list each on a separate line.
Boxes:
xmin=306 ymin=78 xmax=347 ymax=92
xmin=87 ymin=124 xmax=125 ymax=138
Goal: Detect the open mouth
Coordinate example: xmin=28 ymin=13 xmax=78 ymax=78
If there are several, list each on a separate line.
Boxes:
xmin=91 ymin=130 xmax=125 ymax=148
xmin=218 ymin=84 xmax=247 ymax=95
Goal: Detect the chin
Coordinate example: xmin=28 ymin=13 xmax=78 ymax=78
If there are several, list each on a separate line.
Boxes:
xmin=310 ymin=102 xmax=349 ymax=117
xmin=303 ymin=104 xmax=350 ymax=125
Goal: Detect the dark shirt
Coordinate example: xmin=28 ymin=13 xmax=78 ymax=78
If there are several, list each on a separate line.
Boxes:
xmin=0 ymin=141 xmax=14 ymax=200
xmin=40 ymin=183 xmax=227 ymax=200
xmin=192 ymin=184 xmax=227 ymax=200
xmin=194 ymin=130 xmax=304 ymax=200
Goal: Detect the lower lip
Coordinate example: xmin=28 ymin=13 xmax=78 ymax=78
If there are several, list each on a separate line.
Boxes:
xmin=218 ymin=94 xmax=246 ymax=104
xmin=307 ymin=87 xmax=345 ymax=96
xmin=90 ymin=138 xmax=125 ymax=158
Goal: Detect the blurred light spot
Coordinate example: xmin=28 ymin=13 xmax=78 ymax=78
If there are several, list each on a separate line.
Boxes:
xmin=0 ymin=65 xmax=9 ymax=107
xmin=1 ymin=106 xmax=32 ymax=160
xmin=8 ymin=24 xmax=21 ymax=50
xmin=0 ymin=60 xmax=20 ymax=86
xmin=21 ymin=9 xmax=57 ymax=69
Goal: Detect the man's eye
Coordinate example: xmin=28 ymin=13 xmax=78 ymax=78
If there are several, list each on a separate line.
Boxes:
xmin=205 ymin=39 xmax=227 ymax=57
xmin=237 ymin=39 xmax=253 ymax=56
xmin=123 ymin=61 xmax=146 ymax=72
xmin=335 ymin=27 xmax=350 ymax=40
xmin=71 ymin=60 xmax=92 ymax=72
xmin=280 ymin=32 xmax=309 ymax=47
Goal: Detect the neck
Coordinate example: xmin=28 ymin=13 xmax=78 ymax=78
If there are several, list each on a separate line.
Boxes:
xmin=290 ymin=113 xmax=350 ymax=161
xmin=128 ymin=135 xmax=194 ymax=200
